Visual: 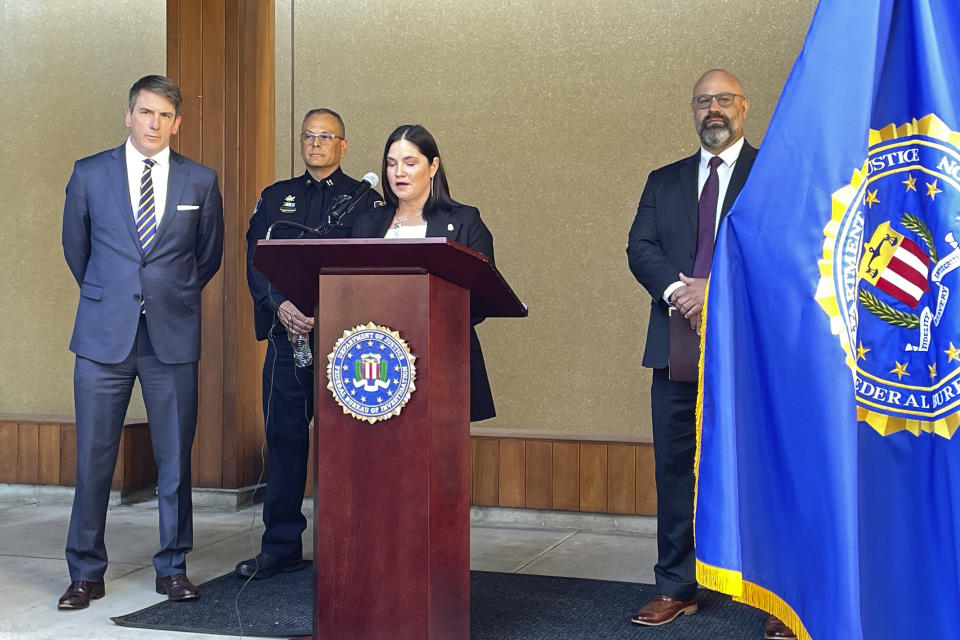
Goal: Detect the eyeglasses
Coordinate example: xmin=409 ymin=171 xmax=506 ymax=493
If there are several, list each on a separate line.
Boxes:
xmin=300 ymin=131 xmax=344 ymax=144
xmin=691 ymin=92 xmax=744 ymax=109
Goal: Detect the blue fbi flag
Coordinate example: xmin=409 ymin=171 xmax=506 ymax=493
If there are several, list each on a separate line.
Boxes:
xmin=695 ymin=2 xmax=960 ymax=639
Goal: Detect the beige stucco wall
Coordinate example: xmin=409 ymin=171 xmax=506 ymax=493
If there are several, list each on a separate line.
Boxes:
xmin=0 ymin=2 xmax=165 ymax=419
xmin=1 ymin=1 xmax=818 ymax=439
xmin=278 ymin=0 xmax=818 ymax=439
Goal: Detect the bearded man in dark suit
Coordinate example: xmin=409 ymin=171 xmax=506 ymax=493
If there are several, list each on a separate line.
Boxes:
xmin=627 ymin=69 xmax=795 ymax=640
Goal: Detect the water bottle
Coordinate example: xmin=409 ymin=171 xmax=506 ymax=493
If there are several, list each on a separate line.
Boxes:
xmin=293 ymin=334 xmax=312 ymax=368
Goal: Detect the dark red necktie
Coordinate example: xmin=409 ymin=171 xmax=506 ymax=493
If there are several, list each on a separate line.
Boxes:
xmin=693 ymin=155 xmax=723 ymax=277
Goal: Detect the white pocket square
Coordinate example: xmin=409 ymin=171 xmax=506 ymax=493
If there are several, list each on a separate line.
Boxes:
xmin=177 ymin=204 xmax=200 ymax=211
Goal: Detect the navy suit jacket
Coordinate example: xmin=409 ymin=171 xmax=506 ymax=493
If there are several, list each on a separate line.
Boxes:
xmin=627 ymin=142 xmax=757 ymax=369
xmin=351 ymin=202 xmax=497 ymax=421
xmin=62 ymin=144 xmax=224 ymax=365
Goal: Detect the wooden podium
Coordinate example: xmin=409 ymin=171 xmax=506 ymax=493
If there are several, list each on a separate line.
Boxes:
xmin=253 ymin=238 xmax=526 ymax=640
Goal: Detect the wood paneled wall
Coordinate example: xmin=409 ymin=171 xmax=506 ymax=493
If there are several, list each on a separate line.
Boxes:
xmin=167 ymin=0 xmax=274 ymax=490
xmin=470 ymin=436 xmax=657 ymax=515
xmin=3 ymin=413 xmax=655 ymax=516
xmin=0 ymin=416 xmax=156 ymax=495
xmin=303 ymin=430 xmax=656 ymax=516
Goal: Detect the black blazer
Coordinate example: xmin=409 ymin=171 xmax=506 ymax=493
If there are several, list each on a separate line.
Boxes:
xmin=626 ymin=142 xmax=758 ymax=369
xmin=351 ymin=202 xmax=497 ymax=421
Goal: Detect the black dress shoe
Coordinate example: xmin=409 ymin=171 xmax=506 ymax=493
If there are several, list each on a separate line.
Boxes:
xmin=235 ymin=552 xmax=305 ymax=579
xmin=58 ymin=581 xmax=105 ymax=610
xmin=155 ymin=573 xmax=199 ymax=600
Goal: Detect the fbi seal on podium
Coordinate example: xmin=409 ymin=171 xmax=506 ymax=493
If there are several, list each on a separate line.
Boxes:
xmin=326 ymin=322 xmax=417 ymax=423
xmin=817 ymin=114 xmax=960 ymax=438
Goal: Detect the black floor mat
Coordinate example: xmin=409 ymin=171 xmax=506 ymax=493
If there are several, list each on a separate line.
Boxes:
xmin=112 ymin=565 xmax=769 ymax=639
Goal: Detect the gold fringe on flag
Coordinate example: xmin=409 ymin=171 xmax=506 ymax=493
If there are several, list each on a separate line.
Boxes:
xmin=696 ymin=560 xmax=813 ymax=640
xmin=692 ymin=278 xmax=710 ymax=535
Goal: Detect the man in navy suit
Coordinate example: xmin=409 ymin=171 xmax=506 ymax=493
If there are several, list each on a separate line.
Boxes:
xmin=627 ymin=69 xmax=793 ymax=640
xmin=59 ymin=75 xmax=223 ymax=609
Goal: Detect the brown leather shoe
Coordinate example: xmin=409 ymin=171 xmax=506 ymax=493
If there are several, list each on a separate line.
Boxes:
xmin=155 ymin=573 xmax=199 ymax=601
xmin=630 ymin=594 xmax=698 ymax=625
xmin=58 ymin=581 xmax=105 ymax=610
xmin=765 ymin=614 xmax=797 ymax=639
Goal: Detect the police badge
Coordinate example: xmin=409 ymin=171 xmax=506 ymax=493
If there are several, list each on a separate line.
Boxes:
xmin=817 ymin=114 xmax=960 ymax=438
xmin=326 ymin=322 xmax=416 ymax=423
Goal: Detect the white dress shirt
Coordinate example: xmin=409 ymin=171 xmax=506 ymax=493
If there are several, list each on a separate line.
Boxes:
xmin=697 ymin=136 xmax=745 ymax=236
xmin=662 ymin=136 xmax=745 ymax=305
xmin=125 ymin=138 xmax=171 ymax=227
xmin=384 ymin=223 xmax=427 ymax=239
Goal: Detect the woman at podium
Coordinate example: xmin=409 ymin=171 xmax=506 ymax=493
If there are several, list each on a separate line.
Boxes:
xmin=351 ymin=124 xmax=496 ymax=421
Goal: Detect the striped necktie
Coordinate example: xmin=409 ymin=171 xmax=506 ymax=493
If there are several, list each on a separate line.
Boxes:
xmin=137 ymin=158 xmax=158 ymax=251
xmin=136 ymin=158 xmax=157 ymax=311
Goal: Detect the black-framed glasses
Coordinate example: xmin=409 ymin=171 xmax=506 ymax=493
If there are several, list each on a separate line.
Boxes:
xmin=691 ymin=92 xmax=743 ymax=109
xmin=300 ymin=131 xmax=344 ymax=144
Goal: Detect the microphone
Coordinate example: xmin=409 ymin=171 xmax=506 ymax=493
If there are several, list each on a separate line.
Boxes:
xmin=328 ymin=172 xmax=378 ymax=223
xmin=265 ymin=172 xmax=379 ymax=237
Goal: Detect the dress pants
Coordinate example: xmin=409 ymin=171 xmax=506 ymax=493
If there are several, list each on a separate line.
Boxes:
xmin=260 ymin=335 xmax=312 ymax=559
xmin=650 ymin=367 xmax=698 ymax=601
xmin=66 ymin=315 xmax=198 ymax=581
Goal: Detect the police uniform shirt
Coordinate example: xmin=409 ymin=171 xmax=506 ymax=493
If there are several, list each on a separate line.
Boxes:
xmin=245 ymin=168 xmax=382 ymax=339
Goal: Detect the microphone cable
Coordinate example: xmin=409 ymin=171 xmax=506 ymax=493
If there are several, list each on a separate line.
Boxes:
xmin=234 ymin=217 xmax=335 ymax=636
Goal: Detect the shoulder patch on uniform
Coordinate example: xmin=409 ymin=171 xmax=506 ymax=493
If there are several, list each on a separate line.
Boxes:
xmin=252 ymin=197 xmax=262 ymax=215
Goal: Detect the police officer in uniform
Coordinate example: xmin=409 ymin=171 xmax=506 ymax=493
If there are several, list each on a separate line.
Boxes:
xmin=239 ymin=108 xmax=382 ymax=579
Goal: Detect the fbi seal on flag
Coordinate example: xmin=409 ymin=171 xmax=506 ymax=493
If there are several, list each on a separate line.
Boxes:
xmin=817 ymin=114 xmax=960 ymax=438
xmin=326 ymin=322 xmax=416 ymax=423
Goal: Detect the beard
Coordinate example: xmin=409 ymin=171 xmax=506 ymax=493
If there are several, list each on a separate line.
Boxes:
xmin=698 ymin=112 xmax=736 ymax=149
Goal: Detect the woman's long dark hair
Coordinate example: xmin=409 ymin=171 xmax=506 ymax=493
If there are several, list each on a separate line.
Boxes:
xmin=381 ymin=124 xmax=459 ymax=219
